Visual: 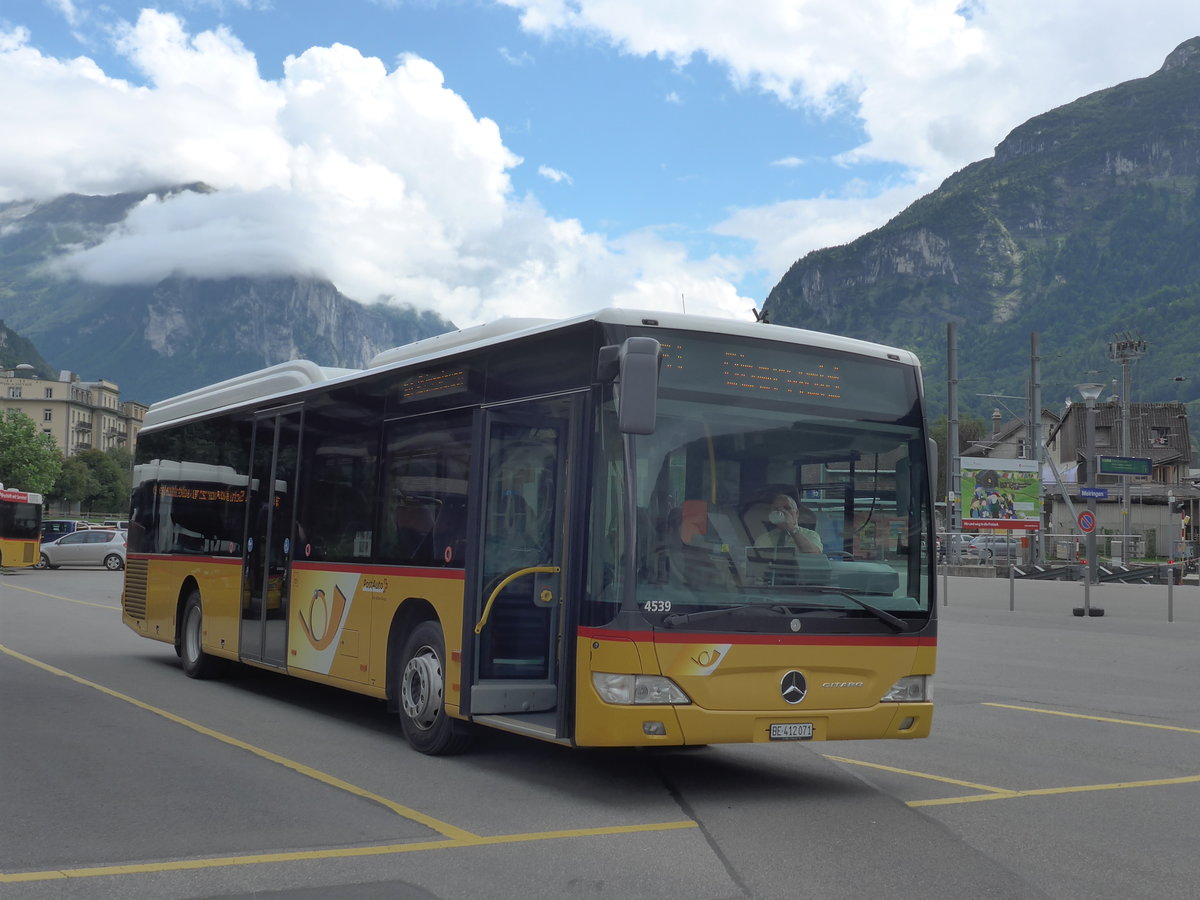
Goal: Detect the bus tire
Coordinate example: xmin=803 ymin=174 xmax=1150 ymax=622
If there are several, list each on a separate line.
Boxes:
xmin=180 ymin=590 xmax=226 ymax=680
xmin=397 ymin=620 xmax=472 ymax=755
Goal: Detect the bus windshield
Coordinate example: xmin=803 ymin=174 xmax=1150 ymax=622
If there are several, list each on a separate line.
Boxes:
xmin=584 ymin=329 xmax=933 ymax=634
xmin=630 ymin=393 xmax=931 ymax=631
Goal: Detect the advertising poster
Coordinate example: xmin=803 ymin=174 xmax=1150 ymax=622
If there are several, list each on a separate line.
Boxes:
xmin=960 ymin=458 xmax=1041 ymax=531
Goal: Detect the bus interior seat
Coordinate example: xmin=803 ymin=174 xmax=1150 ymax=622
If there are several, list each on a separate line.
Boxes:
xmin=392 ymin=497 xmax=438 ymax=565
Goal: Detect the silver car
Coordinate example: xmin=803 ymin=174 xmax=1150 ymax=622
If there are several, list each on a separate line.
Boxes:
xmin=36 ymin=529 xmax=127 ymax=570
xmin=967 ymin=534 xmax=1022 ymax=561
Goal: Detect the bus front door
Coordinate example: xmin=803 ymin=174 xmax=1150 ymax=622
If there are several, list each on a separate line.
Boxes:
xmin=240 ymin=408 xmax=302 ymax=668
xmin=468 ymin=395 xmax=578 ymax=734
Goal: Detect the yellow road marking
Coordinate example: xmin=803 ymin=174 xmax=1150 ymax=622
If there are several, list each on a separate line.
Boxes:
xmin=909 ymin=774 xmax=1200 ymax=808
xmin=832 ymin=701 xmax=1200 ymax=809
xmin=0 ymin=821 xmax=699 ymax=883
xmin=0 ymin=582 xmax=118 ymax=610
xmin=0 ymin=643 xmax=698 ymax=884
xmin=984 ymin=703 xmax=1200 ymax=735
xmin=823 ymin=755 xmax=1010 ymax=794
xmin=0 ymin=643 xmax=477 ymax=841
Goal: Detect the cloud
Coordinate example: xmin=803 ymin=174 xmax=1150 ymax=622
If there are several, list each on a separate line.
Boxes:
xmin=537 ymin=164 xmax=573 ymax=184
xmin=500 ymin=0 xmax=1200 ymax=176
xmin=499 ymin=0 xmax=1200 ymax=264
xmin=499 ymin=46 xmax=534 ymax=66
xmin=713 ymin=183 xmax=928 ymax=281
xmin=769 ymin=156 xmax=805 ymax=168
xmin=2 ymin=11 xmax=754 ymax=326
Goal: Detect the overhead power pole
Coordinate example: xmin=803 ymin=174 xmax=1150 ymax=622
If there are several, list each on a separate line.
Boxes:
xmin=1030 ymin=333 xmax=1043 ymax=564
xmin=947 ymin=322 xmax=960 ymax=536
xmin=1107 ymin=333 xmax=1148 ymax=533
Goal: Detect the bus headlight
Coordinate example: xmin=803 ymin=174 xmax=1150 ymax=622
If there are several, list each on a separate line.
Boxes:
xmin=592 ymin=673 xmax=691 ymax=705
xmin=881 ymin=675 xmax=931 ymax=703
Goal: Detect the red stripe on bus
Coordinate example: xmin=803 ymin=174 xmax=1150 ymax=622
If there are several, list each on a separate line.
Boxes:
xmin=576 ymin=626 xmax=934 ymax=647
xmin=127 ymin=554 xmax=466 ymax=581
xmin=127 ymin=554 xmax=242 ymax=565
xmin=291 ymin=561 xmax=466 ymax=580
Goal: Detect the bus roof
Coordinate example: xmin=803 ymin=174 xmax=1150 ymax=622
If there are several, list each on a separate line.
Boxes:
xmin=141 ymin=308 xmax=921 ymax=430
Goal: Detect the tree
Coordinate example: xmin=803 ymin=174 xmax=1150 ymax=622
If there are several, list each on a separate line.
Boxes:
xmin=73 ymin=449 xmax=130 ymax=515
xmin=0 ymin=409 xmax=62 ymax=495
xmin=51 ymin=457 xmax=101 ymax=511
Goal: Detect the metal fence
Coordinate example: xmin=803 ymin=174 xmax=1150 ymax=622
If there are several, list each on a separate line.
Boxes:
xmin=937 ymin=531 xmax=1198 ymax=567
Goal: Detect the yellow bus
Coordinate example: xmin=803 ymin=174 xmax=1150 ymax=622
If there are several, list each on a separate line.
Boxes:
xmin=122 ymin=309 xmax=936 ymax=754
xmin=0 ymin=486 xmax=43 ymax=568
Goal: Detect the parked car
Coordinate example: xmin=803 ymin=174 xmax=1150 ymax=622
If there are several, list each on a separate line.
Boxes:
xmin=35 ymin=529 xmax=127 ymax=570
xmin=101 ymin=520 xmax=130 ymax=529
xmin=41 ymin=519 xmax=91 ymax=541
xmin=967 ymin=534 xmax=1022 ymax=561
xmin=937 ymin=533 xmax=977 ymax=559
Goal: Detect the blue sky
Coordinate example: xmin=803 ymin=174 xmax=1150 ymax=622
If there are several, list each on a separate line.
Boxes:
xmin=4 ymin=1 xmax=1199 ymax=325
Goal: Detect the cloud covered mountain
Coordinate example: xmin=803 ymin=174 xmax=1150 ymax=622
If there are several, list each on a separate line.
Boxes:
xmin=0 ymin=185 xmax=455 ymax=405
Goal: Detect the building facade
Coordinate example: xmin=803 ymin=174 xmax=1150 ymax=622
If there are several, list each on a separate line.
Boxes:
xmin=2 ymin=367 xmax=146 ymax=457
xmin=963 ymin=401 xmax=1198 ymax=560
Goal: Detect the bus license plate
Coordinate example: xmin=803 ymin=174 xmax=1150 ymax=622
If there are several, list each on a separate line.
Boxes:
xmin=769 ymin=722 xmax=813 ymax=741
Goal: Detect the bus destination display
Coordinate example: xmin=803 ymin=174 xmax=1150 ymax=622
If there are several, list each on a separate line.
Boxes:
xmin=657 ymin=334 xmax=913 ymax=415
xmin=400 ymin=367 xmax=468 ymax=402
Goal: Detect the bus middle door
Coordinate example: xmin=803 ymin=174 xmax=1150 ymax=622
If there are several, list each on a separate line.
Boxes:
xmin=240 ymin=407 xmax=302 ymax=668
xmin=467 ymin=395 xmax=578 ymax=736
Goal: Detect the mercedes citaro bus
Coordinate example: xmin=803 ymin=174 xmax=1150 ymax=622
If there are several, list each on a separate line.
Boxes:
xmin=122 ymin=309 xmax=936 ymax=754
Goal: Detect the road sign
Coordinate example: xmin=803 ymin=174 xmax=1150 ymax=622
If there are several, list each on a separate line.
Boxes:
xmin=1080 ymin=487 xmax=1109 ymax=499
xmin=1097 ymin=456 xmax=1152 ymax=477
xmin=1078 ymin=510 xmax=1096 ymax=534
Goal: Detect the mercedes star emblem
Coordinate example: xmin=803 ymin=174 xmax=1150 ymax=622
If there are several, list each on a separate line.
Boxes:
xmin=780 ymin=670 xmax=807 ymax=704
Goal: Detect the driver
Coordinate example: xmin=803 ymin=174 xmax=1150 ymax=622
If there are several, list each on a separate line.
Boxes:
xmin=755 ymin=494 xmax=823 ymax=554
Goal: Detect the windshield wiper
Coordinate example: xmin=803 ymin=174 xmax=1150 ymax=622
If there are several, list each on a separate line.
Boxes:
xmin=661 ymin=605 xmax=792 ymax=627
xmin=795 ymin=587 xmax=909 ymax=632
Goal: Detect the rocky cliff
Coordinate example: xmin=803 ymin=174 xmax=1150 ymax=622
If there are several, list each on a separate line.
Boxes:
xmin=764 ymin=37 xmax=1200 ymax=418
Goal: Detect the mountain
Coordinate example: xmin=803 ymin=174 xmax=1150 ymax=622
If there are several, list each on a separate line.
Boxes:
xmin=764 ymin=37 xmax=1200 ymax=433
xmin=0 ymin=186 xmax=455 ymax=405
xmin=0 ymin=321 xmax=56 ymax=378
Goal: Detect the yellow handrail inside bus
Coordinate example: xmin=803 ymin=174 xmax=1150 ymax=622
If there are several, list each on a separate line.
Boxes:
xmin=474 ymin=565 xmax=562 ymax=635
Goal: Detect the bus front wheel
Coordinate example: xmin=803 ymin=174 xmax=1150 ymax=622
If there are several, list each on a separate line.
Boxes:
xmin=397 ymin=620 xmax=472 ymax=755
xmin=180 ymin=590 xmax=226 ymax=679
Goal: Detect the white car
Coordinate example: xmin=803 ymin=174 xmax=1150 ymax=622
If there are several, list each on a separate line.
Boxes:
xmin=36 ymin=529 xmax=127 ymax=570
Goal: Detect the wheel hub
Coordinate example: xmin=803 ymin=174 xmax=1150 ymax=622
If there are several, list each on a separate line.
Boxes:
xmin=401 ymin=648 xmax=443 ymax=730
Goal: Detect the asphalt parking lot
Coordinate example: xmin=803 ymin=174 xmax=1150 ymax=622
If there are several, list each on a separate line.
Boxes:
xmin=2 ymin=570 xmax=1199 ymax=899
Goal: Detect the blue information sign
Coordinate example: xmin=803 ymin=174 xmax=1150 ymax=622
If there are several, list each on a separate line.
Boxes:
xmin=1080 ymin=487 xmax=1109 ymax=499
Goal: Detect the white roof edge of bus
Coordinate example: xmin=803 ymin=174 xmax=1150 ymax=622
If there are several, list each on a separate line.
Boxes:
xmin=142 ymin=308 xmax=920 ymax=429
xmin=143 ymin=359 xmax=352 ymax=429
xmin=587 ymin=308 xmax=920 ymax=365
xmin=367 ymin=317 xmax=554 ymax=368
xmin=366 ymin=308 xmax=918 ymax=375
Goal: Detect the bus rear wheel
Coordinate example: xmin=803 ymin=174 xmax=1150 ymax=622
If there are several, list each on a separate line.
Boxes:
xmin=180 ymin=590 xmax=226 ymax=679
xmin=397 ymin=620 xmax=472 ymax=755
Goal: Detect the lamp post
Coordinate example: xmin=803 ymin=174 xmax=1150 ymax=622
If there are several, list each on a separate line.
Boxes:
xmin=1077 ymin=382 xmax=1105 ymax=615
